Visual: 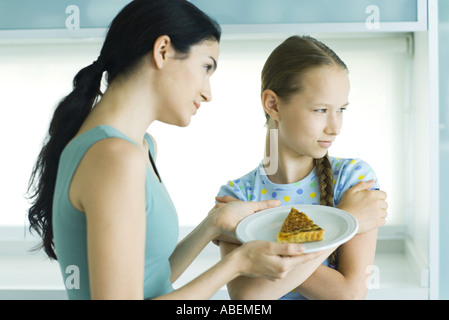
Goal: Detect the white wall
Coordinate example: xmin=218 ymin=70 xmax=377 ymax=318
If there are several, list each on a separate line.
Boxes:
xmin=0 ymin=34 xmax=410 ymax=229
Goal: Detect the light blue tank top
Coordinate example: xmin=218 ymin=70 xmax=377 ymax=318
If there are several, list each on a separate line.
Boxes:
xmin=52 ymin=125 xmax=179 ymax=299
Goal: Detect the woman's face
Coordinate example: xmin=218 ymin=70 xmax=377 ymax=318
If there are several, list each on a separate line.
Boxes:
xmin=276 ymin=66 xmax=350 ymax=160
xmin=156 ymin=40 xmax=219 ymax=127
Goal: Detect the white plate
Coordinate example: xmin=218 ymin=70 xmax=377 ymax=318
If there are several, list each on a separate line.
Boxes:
xmin=236 ymin=205 xmax=358 ymax=253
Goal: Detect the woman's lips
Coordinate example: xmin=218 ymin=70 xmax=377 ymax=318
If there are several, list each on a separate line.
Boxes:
xmin=318 ymin=140 xmax=333 ymax=148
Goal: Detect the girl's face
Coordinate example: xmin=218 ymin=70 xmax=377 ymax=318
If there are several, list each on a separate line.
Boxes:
xmin=276 ymin=66 xmax=350 ymax=160
xmin=156 ymin=40 xmax=219 ymax=127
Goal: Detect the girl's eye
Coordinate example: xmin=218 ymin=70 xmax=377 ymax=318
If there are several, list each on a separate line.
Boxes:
xmin=338 ymin=107 xmax=347 ymax=113
xmin=315 ymin=108 xmax=326 ymax=113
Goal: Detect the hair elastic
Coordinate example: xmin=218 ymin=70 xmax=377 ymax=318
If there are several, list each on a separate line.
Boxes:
xmin=92 ymin=57 xmax=105 ymax=73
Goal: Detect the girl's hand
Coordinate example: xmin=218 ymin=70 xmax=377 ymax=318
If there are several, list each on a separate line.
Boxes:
xmin=207 ymin=198 xmax=281 ymax=240
xmin=337 ymin=180 xmax=388 ymax=233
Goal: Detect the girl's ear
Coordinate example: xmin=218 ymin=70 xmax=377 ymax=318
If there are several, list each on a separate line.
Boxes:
xmin=262 ymin=89 xmax=280 ymax=121
xmin=152 ymin=35 xmax=172 ymax=69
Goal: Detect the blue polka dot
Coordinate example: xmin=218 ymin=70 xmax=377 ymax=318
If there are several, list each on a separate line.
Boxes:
xmin=233 ymin=188 xmax=240 ymax=193
xmin=337 ymin=184 xmax=344 ymax=191
xmin=246 ymin=186 xmax=252 ymax=191
xmin=355 ymin=165 xmax=362 ymax=170
xmin=296 ymin=188 xmax=303 ymax=195
xmin=334 ymin=170 xmax=340 ymax=175
xmin=234 ymin=179 xmax=240 ymax=183
xmin=272 ymin=192 xmax=277 ymax=198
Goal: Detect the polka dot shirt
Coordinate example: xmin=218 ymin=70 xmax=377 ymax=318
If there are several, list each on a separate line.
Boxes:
xmin=217 ymin=157 xmax=379 ymax=209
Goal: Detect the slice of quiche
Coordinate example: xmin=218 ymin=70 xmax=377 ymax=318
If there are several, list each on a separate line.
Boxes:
xmin=277 ymin=207 xmax=324 ymax=243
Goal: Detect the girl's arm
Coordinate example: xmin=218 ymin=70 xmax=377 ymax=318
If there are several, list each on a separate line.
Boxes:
xmin=219 ymin=230 xmax=376 ymax=300
xmin=216 ymin=180 xmax=386 ymax=300
xmin=293 ymin=229 xmax=377 ymax=299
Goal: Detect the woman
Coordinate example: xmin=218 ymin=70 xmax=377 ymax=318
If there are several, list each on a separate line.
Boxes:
xmin=26 ymin=0 xmax=325 ymax=300
xmin=217 ymin=36 xmax=388 ymax=299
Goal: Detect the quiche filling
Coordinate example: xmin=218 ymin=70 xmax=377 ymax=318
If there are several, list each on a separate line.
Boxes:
xmin=277 ymin=207 xmax=324 ymax=243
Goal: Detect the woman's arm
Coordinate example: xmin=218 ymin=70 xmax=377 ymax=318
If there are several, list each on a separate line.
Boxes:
xmin=219 ymin=241 xmax=334 ymax=300
xmin=76 ymin=144 xmax=320 ymax=300
xmin=161 ymin=240 xmax=322 ymax=300
xmin=169 ymin=217 xmax=217 ymax=283
xmin=167 ymin=198 xmax=329 ymax=299
xmin=169 ymin=198 xmax=288 ymax=282
xmin=74 ymin=139 xmax=148 ymax=299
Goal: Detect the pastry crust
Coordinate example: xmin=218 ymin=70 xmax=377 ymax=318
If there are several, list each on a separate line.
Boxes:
xmin=277 ymin=207 xmax=324 ymax=243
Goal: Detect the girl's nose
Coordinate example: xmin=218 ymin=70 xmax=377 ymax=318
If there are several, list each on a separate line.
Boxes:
xmin=325 ymin=114 xmax=342 ymax=136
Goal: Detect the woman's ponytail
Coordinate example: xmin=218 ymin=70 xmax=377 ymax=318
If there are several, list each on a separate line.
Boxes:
xmin=27 ymin=60 xmax=104 ymax=259
xmin=51 ymin=59 xmax=104 ymax=137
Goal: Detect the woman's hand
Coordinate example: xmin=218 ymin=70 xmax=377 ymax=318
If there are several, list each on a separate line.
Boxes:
xmin=207 ymin=198 xmax=281 ymax=240
xmin=230 ymin=240 xmax=323 ymax=281
xmin=337 ymin=180 xmax=388 ymax=233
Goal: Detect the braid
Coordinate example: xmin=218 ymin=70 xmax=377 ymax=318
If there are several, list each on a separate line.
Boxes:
xmin=315 ymin=153 xmax=334 ymax=207
xmin=314 ymin=153 xmax=338 ymax=267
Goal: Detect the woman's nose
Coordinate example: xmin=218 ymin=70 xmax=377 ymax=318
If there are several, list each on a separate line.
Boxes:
xmin=200 ymin=80 xmax=212 ymax=102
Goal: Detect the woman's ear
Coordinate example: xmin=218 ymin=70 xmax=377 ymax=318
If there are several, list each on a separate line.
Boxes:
xmin=152 ymin=35 xmax=171 ymax=69
xmin=262 ymin=89 xmax=280 ymax=121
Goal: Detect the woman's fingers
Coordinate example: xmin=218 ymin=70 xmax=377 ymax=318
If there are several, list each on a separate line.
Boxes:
xmin=215 ymin=195 xmax=240 ymax=203
xmin=238 ymin=240 xmax=326 ymax=281
xmin=242 ymin=199 xmax=282 ymax=213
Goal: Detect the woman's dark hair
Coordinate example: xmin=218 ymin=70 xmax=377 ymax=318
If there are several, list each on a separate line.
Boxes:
xmin=27 ymin=0 xmax=221 ymax=259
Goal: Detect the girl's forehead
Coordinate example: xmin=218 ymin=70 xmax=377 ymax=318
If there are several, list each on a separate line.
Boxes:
xmin=291 ymin=67 xmax=350 ymax=105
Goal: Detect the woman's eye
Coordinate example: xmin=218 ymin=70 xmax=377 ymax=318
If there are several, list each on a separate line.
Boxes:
xmin=315 ymin=108 xmax=326 ymax=113
xmin=204 ymin=64 xmax=213 ymax=72
xmin=338 ymin=107 xmax=347 ymax=113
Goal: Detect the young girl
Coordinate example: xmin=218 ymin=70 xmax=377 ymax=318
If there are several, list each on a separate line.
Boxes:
xmin=217 ymin=36 xmax=388 ymax=300
xmin=26 ymin=2 xmax=325 ymax=300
